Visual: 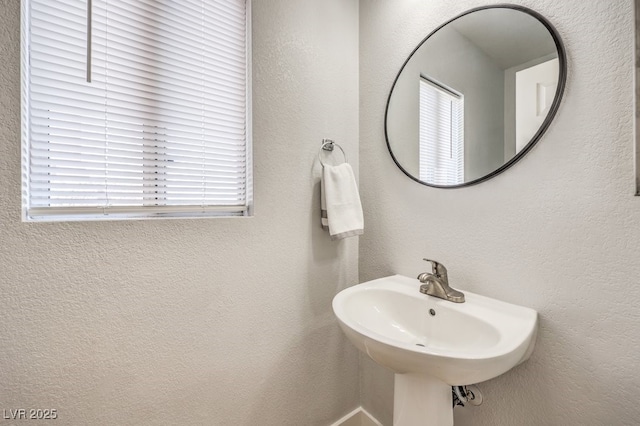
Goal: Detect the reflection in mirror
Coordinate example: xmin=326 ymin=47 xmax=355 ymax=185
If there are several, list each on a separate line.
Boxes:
xmin=385 ymin=5 xmax=566 ymax=187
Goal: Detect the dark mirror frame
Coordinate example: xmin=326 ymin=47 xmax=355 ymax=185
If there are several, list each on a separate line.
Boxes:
xmin=384 ymin=4 xmax=567 ymax=189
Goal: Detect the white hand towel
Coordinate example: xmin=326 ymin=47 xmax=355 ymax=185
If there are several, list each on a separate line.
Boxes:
xmin=321 ymin=163 xmax=364 ymax=240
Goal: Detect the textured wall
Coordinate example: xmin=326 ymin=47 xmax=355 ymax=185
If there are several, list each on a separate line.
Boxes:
xmin=0 ymin=0 xmax=360 ymax=425
xmin=359 ymin=0 xmax=639 ymax=425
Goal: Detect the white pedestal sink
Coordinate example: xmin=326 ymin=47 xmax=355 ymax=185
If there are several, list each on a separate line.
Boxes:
xmin=332 ymin=275 xmax=538 ymax=426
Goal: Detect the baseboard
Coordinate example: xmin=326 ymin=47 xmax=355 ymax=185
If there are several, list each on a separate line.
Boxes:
xmin=330 ymin=407 xmax=383 ymax=426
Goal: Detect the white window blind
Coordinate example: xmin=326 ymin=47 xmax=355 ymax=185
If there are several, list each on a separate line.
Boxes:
xmin=22 ymin=0 xmax=251 ymax=221
xmin=418 ymin=77 xmax=464 ymax=186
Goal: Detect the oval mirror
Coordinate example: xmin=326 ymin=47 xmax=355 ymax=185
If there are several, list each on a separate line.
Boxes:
xmin=385 ymin=5 xmax=566 ymax=188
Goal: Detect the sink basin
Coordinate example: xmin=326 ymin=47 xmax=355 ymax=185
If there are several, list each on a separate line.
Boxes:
xmin=333 ymin=274 xmax=538 ymax=385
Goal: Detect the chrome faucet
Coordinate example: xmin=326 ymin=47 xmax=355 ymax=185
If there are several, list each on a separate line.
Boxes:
xmin=417 ymin=259 xmax=465 ymax=303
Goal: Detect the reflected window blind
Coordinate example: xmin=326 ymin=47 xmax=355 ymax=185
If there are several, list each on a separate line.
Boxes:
xmin=22 ymin=0 xmax=251 ymax=221
xmin=418 ymin=77 xmax=464 ymax=186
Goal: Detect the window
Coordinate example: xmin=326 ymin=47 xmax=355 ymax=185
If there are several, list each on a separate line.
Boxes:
xmin=21 ymin=0 xmax=251 ymax=221
xmin=418 ymin=77 xmax=464 ymax=186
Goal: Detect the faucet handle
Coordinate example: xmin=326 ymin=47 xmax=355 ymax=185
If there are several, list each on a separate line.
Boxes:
xmin=423 ymin=258 xmax=448 ymax=279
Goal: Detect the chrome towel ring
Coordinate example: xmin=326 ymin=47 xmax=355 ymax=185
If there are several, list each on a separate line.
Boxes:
xmin=318 ymin=139 xmax=348 ymax=167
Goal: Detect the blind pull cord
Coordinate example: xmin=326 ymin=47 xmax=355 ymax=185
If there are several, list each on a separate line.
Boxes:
xmin=86 ymin=0 xmax=92 ymax=82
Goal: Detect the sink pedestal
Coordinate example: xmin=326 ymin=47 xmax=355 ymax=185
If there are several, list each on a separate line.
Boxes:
xmin=394 ymin=373 xmax=453 ymax=426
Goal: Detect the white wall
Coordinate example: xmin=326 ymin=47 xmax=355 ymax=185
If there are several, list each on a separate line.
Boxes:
xmin=360 ymin=0 xmax=639 ymax=425
xmin=0 ymin=1 xmax=360 ymax=425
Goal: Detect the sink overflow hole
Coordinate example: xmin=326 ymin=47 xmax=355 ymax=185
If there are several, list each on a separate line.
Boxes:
xmin=416 ymin=343 xmax=426 ymax=347
xmin=429 ymin=309 xmax=436 ymax=316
